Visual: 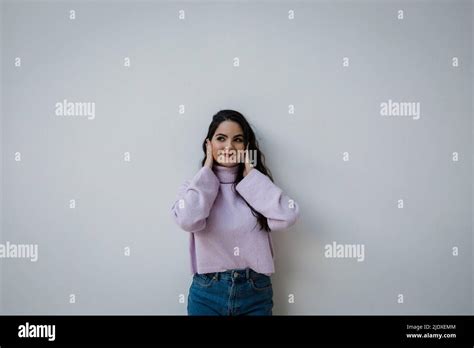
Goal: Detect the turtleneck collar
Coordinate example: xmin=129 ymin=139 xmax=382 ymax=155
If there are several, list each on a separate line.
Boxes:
xmin=212 ymin=164 xmax=240 ymax=184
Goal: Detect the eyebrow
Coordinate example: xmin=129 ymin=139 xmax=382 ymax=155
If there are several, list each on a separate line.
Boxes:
xmin=215 ymin=133 xmax=243 ymax=138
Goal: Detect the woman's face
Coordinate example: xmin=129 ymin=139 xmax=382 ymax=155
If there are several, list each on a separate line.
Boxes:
xmin=210 ymin=120 xmax=246 ymax=167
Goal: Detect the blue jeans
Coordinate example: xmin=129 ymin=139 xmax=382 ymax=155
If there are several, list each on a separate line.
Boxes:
xmin=187 ymin=267 xmax=273 ymax=316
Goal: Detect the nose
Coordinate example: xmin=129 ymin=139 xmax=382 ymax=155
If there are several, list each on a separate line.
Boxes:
xmin=224 ymin=140 xmax=234 ymax=150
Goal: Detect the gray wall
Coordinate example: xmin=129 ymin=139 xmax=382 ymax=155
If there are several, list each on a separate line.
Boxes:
xmin=1 ymin=0 xmax=472 ymax=315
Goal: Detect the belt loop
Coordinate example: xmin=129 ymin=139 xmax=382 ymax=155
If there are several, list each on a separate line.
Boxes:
xmin=245 ymin=267 xmax=250 ymax=279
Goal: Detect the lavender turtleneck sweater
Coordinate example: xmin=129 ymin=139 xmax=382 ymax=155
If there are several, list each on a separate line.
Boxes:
xmin=171 ymin=164 xmax=300 ymax=276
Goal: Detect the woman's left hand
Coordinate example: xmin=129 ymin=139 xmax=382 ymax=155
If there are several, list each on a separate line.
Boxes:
xmin=243 ymin=144 xmax=254 ymax=177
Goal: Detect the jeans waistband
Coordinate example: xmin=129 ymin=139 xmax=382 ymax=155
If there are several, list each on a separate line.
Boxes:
xmin=204 ymin=267 xmax=265 ymax=281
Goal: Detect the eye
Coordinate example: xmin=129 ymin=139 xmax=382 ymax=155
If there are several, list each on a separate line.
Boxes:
xmin=217 ymin=137 xmax=225 ymax=141
xmin=235 ymin=138 xmax=243 ymax=142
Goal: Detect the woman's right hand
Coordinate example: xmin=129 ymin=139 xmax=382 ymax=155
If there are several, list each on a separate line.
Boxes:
xmin=204 ymin=139 xmax=214 ymax=168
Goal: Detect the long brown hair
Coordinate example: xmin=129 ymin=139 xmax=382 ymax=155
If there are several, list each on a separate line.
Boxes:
xmin=201 ymin=109 xmax=274 ymax=232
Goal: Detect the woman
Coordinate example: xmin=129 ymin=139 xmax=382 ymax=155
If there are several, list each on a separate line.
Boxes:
xmin=171 ymin=109 xmax=300 ymax=316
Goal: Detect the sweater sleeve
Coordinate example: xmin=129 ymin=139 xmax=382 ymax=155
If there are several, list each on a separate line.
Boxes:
xmin=171 ymin=166 xmax=220 ymax=233
xmin=235 ymin=168 xmax=300 ymax=232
